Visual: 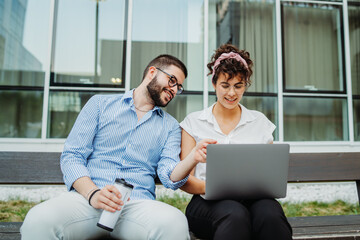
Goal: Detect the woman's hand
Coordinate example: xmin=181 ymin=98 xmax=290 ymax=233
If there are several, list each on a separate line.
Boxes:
xmin=89 ymin=185 xmax=124 ymax=212
xmin=192 ymin=139 xmax=217 ymax=163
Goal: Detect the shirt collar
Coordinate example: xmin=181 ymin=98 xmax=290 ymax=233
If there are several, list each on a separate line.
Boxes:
xmin=198 ymin=103 xmax=216 ymax=124
xmin=237 ymin=104 xmax=256 ymax=126
xmin=124 ymin=89 xmax=164 ymax=117
xmin=198 ymin=103 xmax=256 ymax=127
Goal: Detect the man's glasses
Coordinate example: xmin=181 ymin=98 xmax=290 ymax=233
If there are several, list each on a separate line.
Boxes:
xmin=156 ymin=67 xmax=184 ymax=94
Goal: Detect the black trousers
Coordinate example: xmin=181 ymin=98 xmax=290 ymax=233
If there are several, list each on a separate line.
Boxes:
xmin=186 ymin=195 xmax=292 ymax=240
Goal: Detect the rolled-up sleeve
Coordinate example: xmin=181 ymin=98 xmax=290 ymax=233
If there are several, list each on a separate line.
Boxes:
xmin=157 ymin=123 xmax=189 ymax=190
xmin=60 ymin=95 xmax=100 ymax=191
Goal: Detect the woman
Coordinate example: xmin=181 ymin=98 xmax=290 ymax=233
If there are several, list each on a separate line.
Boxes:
xmin=180 ymin=44 xmax=292 ymax=240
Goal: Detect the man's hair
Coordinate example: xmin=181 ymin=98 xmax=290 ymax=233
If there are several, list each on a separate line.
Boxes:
xmin=142 ymin=54 xmax=188 ymax=81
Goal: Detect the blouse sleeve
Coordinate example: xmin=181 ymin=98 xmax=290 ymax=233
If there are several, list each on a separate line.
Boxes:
xmin=180 ymin=114 xmax=195 ymax=138
xmin=264 ymin=117 xmax=276 ymax=143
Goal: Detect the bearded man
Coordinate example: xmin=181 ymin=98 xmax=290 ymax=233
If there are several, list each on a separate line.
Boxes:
xmin=21 ymin=55 xmax=195 ymax=240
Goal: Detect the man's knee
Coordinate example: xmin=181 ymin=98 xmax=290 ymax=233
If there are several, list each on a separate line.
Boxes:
xmin=21 ymin=203 xmax=58 ymax=239
xmin=152 ymin=205 xmax=189 ymax=240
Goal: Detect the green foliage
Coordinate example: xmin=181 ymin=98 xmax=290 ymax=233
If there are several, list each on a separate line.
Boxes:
xmin=157 ymin=193 xmax=191 ymax=214
xmin=281 ymin=200 xmax=360 ymax=217
xmin=1 ymin=198 xmax=359 ymax=222
xmin=0 ymin=200 xmax=37 ymax=222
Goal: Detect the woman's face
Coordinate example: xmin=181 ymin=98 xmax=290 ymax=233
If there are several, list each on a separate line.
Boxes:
xmin=213 ymin=73 xmax=246 ymax=110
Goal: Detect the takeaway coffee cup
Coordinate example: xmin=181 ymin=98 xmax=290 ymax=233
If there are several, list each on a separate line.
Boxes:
xmin=97 ymin=178 xmax=133 ymax=232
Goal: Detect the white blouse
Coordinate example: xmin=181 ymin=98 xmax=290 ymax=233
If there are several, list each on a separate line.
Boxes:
xmin=180 ymin=103 xmax=276 ymax=181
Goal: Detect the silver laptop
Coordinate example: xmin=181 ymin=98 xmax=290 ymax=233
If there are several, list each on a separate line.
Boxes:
xmin=204 ymin=144 xmax=290 ymax=200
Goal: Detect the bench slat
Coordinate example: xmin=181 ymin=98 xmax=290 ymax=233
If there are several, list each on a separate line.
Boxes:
xmin=1 ymin=152 xmax=360 ymax=184
xmin=2 ymin=216 xmax=360 ymax=240
xmin=0 ymin=152 xmax=63 ymax=184
xmin=288 ymin=153 xmax=360 ymax=182
xmin=288 ymin=215 xmax=360 ymax=239
xmin=0 ymin=234 xmax=20 ymax=240
xmin=288 ymin=215 xmax=360 ymax=227
xmin=0 ymin=222 xmax=22 ymax=233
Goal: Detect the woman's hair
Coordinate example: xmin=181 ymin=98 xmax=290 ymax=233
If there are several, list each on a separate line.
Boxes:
xmin=207 ymin=44 xmax=253 ymax=86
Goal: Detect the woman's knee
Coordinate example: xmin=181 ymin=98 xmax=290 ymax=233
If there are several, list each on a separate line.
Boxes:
xmin=212 ymin=201 xmax=252 ymax=239
xmin=251 ymin=199 xmax=286 ymax=221
xmin=250 ymin=199 xmax=291 ymax=232
xmin=215 ymin=200 xmax=251 ymax=224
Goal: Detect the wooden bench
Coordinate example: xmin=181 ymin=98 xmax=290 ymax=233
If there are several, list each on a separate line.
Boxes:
xmin=1 ymin=151 xmax=360 ymax=240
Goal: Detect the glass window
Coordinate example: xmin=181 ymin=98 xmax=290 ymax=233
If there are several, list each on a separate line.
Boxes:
xmin=130 ymin=0 xmax=205 ymax=121
xmin=215 ymin=0 xmax=276 ymax=93
xmin=354 ymin=99 xmax=360 ymax=141
xmin=0 ymin=90 xmax=43 ymax=138
xmin=130 ymin=0 xmax=204 ymax=92
xmin=0 ymin=0 xmax=51 ymax=138
xmin=282 ymin=2 xmax=344 ymax=92
xmin=0 ymin=0 xmax=50 ymax=87
xmin=52 ymin=0 xmax=127 ymax=88
xmin=284 ymin=97 xmax=348 ymax=141
xmin=209 ymin=95 xmax=278 ymax=140
xmin=163 ymin=94 xmax=203 ymax=123
xmin=349 ymin=5 xmax=360 ymax=96
xmin=48 ymin=91 xmax=123 ymax=138
xmin=349 ymin=4 xmax=360 ymax=141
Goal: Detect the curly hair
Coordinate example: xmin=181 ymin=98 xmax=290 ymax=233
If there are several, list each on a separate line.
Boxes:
xmin=207 ymin=44 xmax=253 ymax=86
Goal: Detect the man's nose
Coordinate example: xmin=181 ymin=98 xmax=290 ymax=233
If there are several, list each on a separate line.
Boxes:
xmin=170 ymin=85 xmax=177 ymax=95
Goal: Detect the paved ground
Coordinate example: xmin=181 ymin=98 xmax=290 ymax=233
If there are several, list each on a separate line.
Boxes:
xmin=0 ymin=182 xmax=358 ymax=204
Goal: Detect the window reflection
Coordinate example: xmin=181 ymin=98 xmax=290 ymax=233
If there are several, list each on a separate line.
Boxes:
xmin=49 ymin=91 xmax=123 ymax=138
xmin=0 ymin=0 xmax=50 ymax=86
xmin=284 ymin=97 xmax=348 ymax=141
xmin=216 ymin=0 xmax=276 ymax=93
xmin=163 ymin=94 xmax=203 ymax=123
xmin=0 ymin=90 xmax=43 ymax=138
xmin=354 ymin=99 xmax=360 ymax=141
xmin=52 ymin=0 xmax=126 ymax=88
xmin=349 ymin=5 xmax=359 ymax=96
xmin=0 ymin=0 xmax=50 ymax=138
xmin=349 ymin=5 xmax=360 ymax=141
xmin=282 ymin=2 xmax=344 ymax=92
xmin=130 ymin=0 xmax=204 ymax=91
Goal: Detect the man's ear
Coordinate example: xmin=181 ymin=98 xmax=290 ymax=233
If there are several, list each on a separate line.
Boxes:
xmin=147 ymin=66 xmax=157 ymax=80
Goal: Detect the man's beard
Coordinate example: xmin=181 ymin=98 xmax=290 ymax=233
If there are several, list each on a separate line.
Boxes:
xmin=147 ymin=76 xmax=171 ymax=107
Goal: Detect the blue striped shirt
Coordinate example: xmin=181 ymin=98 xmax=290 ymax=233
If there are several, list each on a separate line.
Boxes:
xmin=60 ymin=90 xmax=188 ymax=200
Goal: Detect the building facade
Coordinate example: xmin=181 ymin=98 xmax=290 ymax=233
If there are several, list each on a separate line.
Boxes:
xmin=0 ymin=0 xmax=359 ymax=152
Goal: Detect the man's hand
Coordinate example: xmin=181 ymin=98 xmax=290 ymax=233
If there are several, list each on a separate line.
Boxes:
xmin=170 ymin=138 xmax=217 ymax=182
xmin=89 ymin=185 xmax=124 ymax=212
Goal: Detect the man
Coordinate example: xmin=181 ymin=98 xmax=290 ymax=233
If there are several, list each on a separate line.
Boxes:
xmin=21 ymin=55 xmax=201 ymax=240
